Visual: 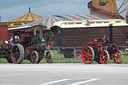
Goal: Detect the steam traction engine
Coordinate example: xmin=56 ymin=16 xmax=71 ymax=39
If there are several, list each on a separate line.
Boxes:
xmin=82 ymin=24 xmax=123 ymax=64
xmin=10 ymin=26 xmax=53 ymax=64
xmin=82 ymin=37 xmax=123 ymax=64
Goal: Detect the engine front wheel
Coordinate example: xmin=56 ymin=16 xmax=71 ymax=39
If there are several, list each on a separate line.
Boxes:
xmin=100 ymin=50 xmax=110 ymax=64
xmin=82 ymin=46 xmax=94 ymax=64
xmin=46 ymin=51 xmax=53 ymax=63
xmin=11 ymin=44 xmax=24 ymax=64
xmin=31 ymin=51 xmax=39 ymax=64
xmin=113 ymin=50 xmax=123 ymax=64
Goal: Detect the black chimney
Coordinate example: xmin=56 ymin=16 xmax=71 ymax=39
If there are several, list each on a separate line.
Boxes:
xmin=109 ymin=24 xmax=113 ymax=44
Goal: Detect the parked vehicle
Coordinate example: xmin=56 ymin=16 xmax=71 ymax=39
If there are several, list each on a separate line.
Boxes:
xmin=81 ymin=24 xmax=123 ymax=64
xmin=9 ymin=26 xmax=53 ymax=64
xmin=0 ymin=24 xmax=12 ymax=63
xmin=82 ymin=36 xmax=123 ymax=64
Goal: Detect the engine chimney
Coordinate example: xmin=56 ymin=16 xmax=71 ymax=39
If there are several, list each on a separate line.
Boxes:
xmin=39 ymin=23 xmax=43 ymax=40
xmin=109 ymin=24 xmax=113 ymax=44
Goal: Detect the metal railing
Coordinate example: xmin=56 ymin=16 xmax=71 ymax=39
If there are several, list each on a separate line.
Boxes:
xmin=46 ymin=46 xmax=128 ymax=60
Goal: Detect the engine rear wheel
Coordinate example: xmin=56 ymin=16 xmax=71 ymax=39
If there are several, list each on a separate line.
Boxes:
xmin=113 ymin=50 xmax=123 ymax=64
xmin=100 ymin=50 xmax=109 ymax=64
xmin=11 ymin=44 xmax=24 ymax=64
xmin=82 ymin=46 xmax=94 ymax=64
xmin=31 ymin=51 xmax=39 ymax=64
xmin=46 ymin=51 xmax=53 ymax=63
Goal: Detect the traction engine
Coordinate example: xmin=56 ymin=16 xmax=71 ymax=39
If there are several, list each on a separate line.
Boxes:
xmin=10 ymin=27 xmax=53 ymax=64
xmin=82 ymin=24 xmax=123 ymax=64
xmin=82 ymin=37 xmax=123 ymax=64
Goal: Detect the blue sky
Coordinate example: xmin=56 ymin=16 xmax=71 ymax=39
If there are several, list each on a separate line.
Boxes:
xmin=0 ymin=0 xmax=127 ymax=22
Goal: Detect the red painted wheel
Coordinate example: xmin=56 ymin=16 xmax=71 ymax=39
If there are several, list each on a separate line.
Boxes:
xmin=46 ymin=51 xmax=53 ymax=63
xmin=11 ymin=44 xmax=24 ymax=64
xmin=100 ymin=50 xmax=109 ymax=64
xmin=82 ymin=46 xmax=94 ymax=64
xmin=31 ymin=51 xmax=39 ymax=64
xmin=113 ymin=50 xmax=123 ymax=64
xmin=75 ymin=49 xmax=82 ymax=58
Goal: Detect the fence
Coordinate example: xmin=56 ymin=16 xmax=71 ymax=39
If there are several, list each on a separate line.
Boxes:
xmin=46 ymin=46 xmax=128 ymax=63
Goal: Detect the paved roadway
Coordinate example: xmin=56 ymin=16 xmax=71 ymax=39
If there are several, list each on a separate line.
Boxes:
xmin=0 ymin=63 xmax=128 ymax=85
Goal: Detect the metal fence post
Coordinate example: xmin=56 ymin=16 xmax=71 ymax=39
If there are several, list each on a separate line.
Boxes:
xmin=73 ymin=48 xmax=76 ymax=60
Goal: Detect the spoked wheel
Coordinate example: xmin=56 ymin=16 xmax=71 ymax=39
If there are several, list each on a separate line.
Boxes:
xmin=75 ymin=49 xmax=82 ymax=58
xmin=46 ymin=50 xmax=53 ymax=63
xmin=11 ymin=44 xmax=24 ymax=64
xmin=100 ymin=50 xmax=110 ymax=64
xmin=82 ymin=46 xmax=94 ymax=64
xmin=31 ymin=51 xmax=39 ymax=64
xmin=113 ymin=50 xmax=123 ymax=64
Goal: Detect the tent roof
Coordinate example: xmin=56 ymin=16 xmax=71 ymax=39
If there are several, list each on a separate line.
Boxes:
xmin=21 ymin=15 xmax=108 ymax=29
xmin=8 ymin=8 xmax=43 ymax=22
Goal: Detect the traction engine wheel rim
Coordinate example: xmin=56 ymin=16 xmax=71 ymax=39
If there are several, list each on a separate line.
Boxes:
xmin=11 ymin=44 xmax=24 ymax=64
xmin=75 ymin=49 xmax=82 ymax=58
xmin=46 ymin=51 xmax=53 ymax=63
xmin=31 ymin=51 xmax=39 ymax=64
xmin=82 ymin=46 xmax=94 ymax=64
xmin=113 ymin=50 xmax=123 ymax=64
xmin=100 ymin=50 xmax=110 ymax=64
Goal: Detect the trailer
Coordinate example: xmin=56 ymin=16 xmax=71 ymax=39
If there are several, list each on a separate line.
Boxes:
xmin=51 ymin=19 xmax=128 ymax=59
xmin=0 ymin=24 xmax=12 ymax=63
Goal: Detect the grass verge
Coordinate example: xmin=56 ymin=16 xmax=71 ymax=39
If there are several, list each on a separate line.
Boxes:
xmin=0 ymin=50 xmax=128 ymax=64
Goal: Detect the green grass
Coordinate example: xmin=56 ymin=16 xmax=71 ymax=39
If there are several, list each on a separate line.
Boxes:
xmin=0 ymin=50 xmax=128 ymax=64
xmin=0 ymin=58 xmax=8 ymax=63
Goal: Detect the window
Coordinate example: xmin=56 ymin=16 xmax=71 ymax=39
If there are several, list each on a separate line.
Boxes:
xmin=76 ymin=22 xmax=82 ymax=24
xmin=96 ymin=22 xmax=102 ymax=24
xmin=104 ymin=21 xmax=109 ymax=23
xmin=68 ymin=23 xmax=74 ymax=25
xmin=116 ymin=21 xmax=121 ymax=23
xmin=89 ymin=22 xmax=95 ymax=24
xmin=64 ymin=23 xmax=67 ymax=25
